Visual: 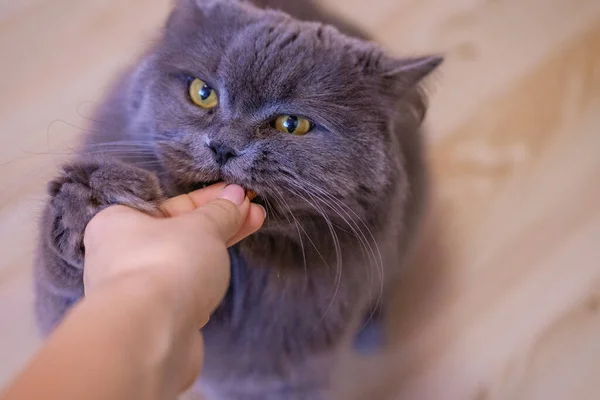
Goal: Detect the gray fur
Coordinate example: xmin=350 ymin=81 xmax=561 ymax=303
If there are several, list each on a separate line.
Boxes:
xmin=33 ymin=0 xmax=441 ymax=398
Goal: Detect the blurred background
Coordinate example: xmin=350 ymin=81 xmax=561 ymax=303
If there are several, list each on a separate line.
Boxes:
xmin=0 ymin=0 xmax=599 ymax=398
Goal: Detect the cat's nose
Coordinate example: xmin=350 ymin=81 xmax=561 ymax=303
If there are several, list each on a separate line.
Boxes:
xmin=208 ymin=142 xmax=238 ymax=166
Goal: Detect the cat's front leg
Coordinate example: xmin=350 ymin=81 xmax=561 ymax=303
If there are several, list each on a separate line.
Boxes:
xmin=34 ymin=158 xmax=166 ymax=334
xmin=45 ymin=158 xmax=165 ymax=266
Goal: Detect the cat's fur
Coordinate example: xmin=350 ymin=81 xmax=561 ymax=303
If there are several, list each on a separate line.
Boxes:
xmin=33 ymin=0 xmax=441 ymax=398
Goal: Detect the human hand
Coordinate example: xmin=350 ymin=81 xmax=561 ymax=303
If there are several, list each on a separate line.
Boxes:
xmin=81 ymin=183 xmax=265 ymax=391
xmin=83 ymin=183 xmax=264 ymax=301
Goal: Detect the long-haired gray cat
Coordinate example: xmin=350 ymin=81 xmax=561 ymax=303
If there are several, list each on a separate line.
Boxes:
xmin=33 ymin=0 xmax=441 ymax=398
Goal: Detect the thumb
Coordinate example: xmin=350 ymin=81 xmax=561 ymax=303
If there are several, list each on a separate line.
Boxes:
xmin=187 ymin=185 xmax=249 ymax=242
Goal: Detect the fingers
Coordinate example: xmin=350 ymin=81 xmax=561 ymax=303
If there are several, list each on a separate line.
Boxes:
xmin=226 ymin=203 xmax=266 ymax=246
xmin=84 ymin=205 xmax=142 ymax=248
xmin=191 ymin=196 xmax=248 ymax=242
xmin=167 ymin=184 xmax=265 ymax=244
xmin=117 ymin=183 xmax=265 ymax=246
xmin=180 ymin=333 xmax=204 ymax=393
xmin=160 ymin=183 xmax=227 ymax=217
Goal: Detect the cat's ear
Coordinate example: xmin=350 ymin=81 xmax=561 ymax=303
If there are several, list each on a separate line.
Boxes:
xmin=181 ymin=0 xmax=245 ymax=11
xmin=381 ymin=55 xmax=444 ymax=88
xmin=354 ymin=42 xmax=443 ymax=88
xmin=171 ymin=0 xmax=224 ymax=8
xmin=165 ymin=0 xmax=230 ymax=36
xmin=365 ymin=54 xmax=442 ymax=121
xmin=166 ymin=0 xmax=202 ymax=31
xmin=167 ymin=0 xmax=249 ymax=26
xmin=192 ymin=0 xmax=238 ymax=8
xmin=167 ymin=0 xmax=231 ymax=19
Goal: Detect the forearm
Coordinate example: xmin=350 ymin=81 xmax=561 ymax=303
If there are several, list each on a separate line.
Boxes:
xmin=2 ymin=274 xmax=199 ymax=400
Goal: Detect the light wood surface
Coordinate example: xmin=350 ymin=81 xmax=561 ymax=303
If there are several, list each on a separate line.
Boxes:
xmin=1 ymin=0 xmax=599 ymax=398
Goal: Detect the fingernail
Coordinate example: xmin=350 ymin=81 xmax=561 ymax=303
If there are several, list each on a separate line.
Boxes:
xmin=219 ymin=184 xmax=245 ymax=206
xmin=258 ymin=205 xmax=267 ymax=219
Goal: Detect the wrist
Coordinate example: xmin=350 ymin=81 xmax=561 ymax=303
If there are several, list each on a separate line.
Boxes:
xmin=18 ymin=269 xmax=201 ymax=400
xmin=84 ymin=273 xmax=196 ymax=383
xmin=99 ymin=273 xmax=206 ymax=395
xmin=88 ymin=270 xmax=206 ymax=329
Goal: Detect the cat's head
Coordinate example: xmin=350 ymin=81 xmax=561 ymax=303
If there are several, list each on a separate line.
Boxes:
xmin=131 ymin=0 xmax=441 ymax=232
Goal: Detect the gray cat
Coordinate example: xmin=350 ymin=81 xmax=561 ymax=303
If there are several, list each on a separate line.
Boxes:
xmin=33 ymin=0 xmax=441 ymax=398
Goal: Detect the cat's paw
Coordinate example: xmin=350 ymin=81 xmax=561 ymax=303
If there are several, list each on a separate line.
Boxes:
xmin=46 ymin=159 xmax=165 ymax=267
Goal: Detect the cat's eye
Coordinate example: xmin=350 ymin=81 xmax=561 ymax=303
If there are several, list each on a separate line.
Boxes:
xmin=274 ymin=115 xmax=312 ymax=136
xmin=189 ymin=78 xmax=219 ymax=109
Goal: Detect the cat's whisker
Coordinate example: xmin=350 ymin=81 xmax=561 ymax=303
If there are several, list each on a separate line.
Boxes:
xmin=262 ymin=197 xmax=283 ymax=226
xmin=81 ymin=139 xmax=156 ymax=146
xmin=80 ymin=142 xmax=156 ymax=150
xmin=46 ymin=119 xmax=102 ymax=135
xmin=290 ymin=177 xmax=385 ymax=327
xmin=282 ymin=184 xmax=343 ymax=332
xmin=80 ymin=149 xmax=157 ymax=155
xmin=289 ymin=179 xmax=374 ymax=263
xmin=80 ymin=147 xmax=157 ymax=154
xmin=266 ymin=182 xmax=330 ymax=268
xmin=296 ymin=178 xmax=381 ymax=255
xmin=295 ymin=178 xmax=384 ymax=277
xmin=297 ymin=188 xmax=383 ymax=332
xmin=268 ymin=189 xmax=294 ymax=225
xmin=56 ymin=141 xmax=157 ymax=159
xmin=18 ymin=149 xmax=80 ymax=157
xmin=76 ymin=101 xmax=115 ymax=126
xmin=302 ymin=181 xmax=385 ymax=323
xmin=128 ymin=161 xmax=164 ymax=167
xmin=256 ymin=180 xmax=287 ymax=227
xmin=292 ymin=184 xmax=371 ymax=277
xmin=282 ymin=185 xmax=338 ymax=271
xmin=45 ymin=119 xmax=134 ymax=144
xmin=271 ymin=188 xmax=308 ymax=285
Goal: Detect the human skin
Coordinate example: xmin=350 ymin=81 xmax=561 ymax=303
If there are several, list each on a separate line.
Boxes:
xmin=1 ymin=184 xmax=265 ymax=400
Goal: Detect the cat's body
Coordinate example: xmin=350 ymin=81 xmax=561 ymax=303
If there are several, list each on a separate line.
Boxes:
xmin=34 ymin=1 xmax=440 ymax=398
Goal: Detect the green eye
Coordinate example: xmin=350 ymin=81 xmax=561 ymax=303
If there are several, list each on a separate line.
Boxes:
xmin=274 ymin=115 xmax=312 ymax=135
xmin=189 ymin=78 xmax=218 ymax=109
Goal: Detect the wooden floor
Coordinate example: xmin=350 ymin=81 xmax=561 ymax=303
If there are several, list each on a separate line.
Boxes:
xmin=1 ymin=0 xmax=599 ymax=398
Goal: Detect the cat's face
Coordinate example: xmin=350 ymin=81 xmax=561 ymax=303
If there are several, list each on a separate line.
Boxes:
xmin=134 ymin=0 xmax=439 ymax=228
